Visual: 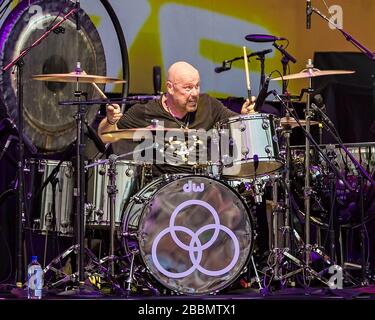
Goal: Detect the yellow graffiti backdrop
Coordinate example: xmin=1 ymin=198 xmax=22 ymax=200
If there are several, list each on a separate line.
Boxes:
xmin=126 ymin=0 xmax=375 ymax=98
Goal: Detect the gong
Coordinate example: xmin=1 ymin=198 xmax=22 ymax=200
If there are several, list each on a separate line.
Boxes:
xmin=0 ymin=0 xmax=106 ymax=152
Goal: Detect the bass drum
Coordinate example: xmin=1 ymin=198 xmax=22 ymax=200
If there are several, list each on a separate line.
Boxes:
xmin=120 ymin=175 xmax=254 ymax=295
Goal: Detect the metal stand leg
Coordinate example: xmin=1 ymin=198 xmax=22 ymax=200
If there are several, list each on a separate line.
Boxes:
xmin=125 ymin=250 xmax=137 ymax=296
xmin=250 ymin=255 xmax=263 ymax=290
xmin=107 ymin=155 xmax=118 ymax=276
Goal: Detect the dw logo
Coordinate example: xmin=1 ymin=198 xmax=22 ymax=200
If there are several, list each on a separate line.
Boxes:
xmin=183 ymin=180 xmax=204 ymax=193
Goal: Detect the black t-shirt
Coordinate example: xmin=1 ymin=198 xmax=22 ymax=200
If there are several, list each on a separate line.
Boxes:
xmin=117 ymin=93 xmax=237 ymax=130
xmin=116 ymin=94 xmax=238 ymax=175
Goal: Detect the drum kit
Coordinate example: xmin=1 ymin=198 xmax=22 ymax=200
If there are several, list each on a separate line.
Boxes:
xmin=26 ymin=63 xmax=365 ymax=296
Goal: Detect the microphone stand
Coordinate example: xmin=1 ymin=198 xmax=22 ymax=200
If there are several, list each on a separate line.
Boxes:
xmin=272 ymin=42 xmax=297 ymax=94
xmin=310 ymin=7 xmax=375 ymax=61
xmin=1 ymin=6 xmax=78 ymax=288
xmin=256 ymin=51 xmax=270 ymax=87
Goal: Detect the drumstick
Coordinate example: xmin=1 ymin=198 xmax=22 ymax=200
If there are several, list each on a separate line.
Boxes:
xmin=92 ymin=82 xmax=124 ymax=113
xmin=243 ymin=46 xmax=252 ymax=99
xmin=92 ymin=82 xmax=107 ymax=99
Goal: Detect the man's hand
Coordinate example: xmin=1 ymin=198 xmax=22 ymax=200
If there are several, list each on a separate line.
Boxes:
xmin=240 ymin=96 xmax=257 ymax=114
xmin=106 ymin=103 xmax=122 ymax=125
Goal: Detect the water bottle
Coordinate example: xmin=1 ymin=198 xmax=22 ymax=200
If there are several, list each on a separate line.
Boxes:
xmin=27 ymin=256 xmax=44 ymax=299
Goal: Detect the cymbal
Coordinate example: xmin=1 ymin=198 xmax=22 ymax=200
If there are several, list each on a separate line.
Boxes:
xmin=32 ymin=72 xmax=126 ymax=84
xmin=279 ymin=117 xmax=319 ymax=129
xmin=272 ymin=69 xmax=355 ymax=81
xmin=102 ymin=128 xmax=196 ymax=141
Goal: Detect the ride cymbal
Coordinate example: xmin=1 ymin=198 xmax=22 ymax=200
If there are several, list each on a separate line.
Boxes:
xmin=272 ymin=69 xmax=355 ymax=81
xmin=32 ymin=72 xmax=126 ymax=84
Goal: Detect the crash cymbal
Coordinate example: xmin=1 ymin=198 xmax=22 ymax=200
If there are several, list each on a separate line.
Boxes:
xmin=102 ymin=127 xmax=195 ymax=141
xmin=32 ymin=72 xmax=126 ymax=84
xmin=279 ymin=117 xmax=319 ymax=129
xmin=272 ymin=69 xmax=355 ymax=81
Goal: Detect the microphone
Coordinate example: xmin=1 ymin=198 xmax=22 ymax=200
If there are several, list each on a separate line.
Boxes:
xmin=153 ymin=66 xmax=162 ymax=95
xmin=254 ymin=76 xmax=271 ymax=112
xmin=245 ymin=34 xmax=286 ymax=42
xmin=75 ymin=0 xmax=80 ymax=31
xmin=306 ymin=0 xmax=312 ymax=29
xmin=272 ymin=43 xmax=297 ymax=63
xmin=214 ymin=65 xmax=231 ymax=73
xmin=310 ymin=103 xmax=334 ymax=127
xmin=85 ymin=122 xmax=107 ymax=153
xmin=215 ymin=60 xmax=231 ymax=73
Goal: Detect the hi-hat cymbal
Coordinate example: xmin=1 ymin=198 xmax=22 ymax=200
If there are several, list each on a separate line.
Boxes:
xmin=272 ymin=69 xmax=355 ymax=81
xmin=32 ymin=72 xmax=126 ymax=84
xmin=279 ymin=117 xmax=319 ymax=129
xmin=102 ymin=127 xmax=196 ymax=141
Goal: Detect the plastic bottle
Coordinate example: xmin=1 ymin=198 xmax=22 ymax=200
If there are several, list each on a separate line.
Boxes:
xmin=27 ymin=256 xmax=44 ymax=299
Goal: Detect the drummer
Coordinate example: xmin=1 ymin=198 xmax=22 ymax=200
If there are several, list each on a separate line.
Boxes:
xmin=98 ymin=61 xmax=270 ymax=256
xmin=98 ymin=61 xmax=256 ymax=144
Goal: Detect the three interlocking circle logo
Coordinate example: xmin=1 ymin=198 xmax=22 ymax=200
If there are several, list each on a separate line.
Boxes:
xmin=151 ymin=199 xmax=240 ymax=278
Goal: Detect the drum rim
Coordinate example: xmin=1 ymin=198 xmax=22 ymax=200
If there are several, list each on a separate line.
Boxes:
xmin=217 ymin=112 xmax=277 ymax=127
xmin=123 ymin=174 xmax=255 ymax=295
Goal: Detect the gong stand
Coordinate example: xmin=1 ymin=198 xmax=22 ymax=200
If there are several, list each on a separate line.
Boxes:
xmin=1 ymin=6 xmax=78 ymax=287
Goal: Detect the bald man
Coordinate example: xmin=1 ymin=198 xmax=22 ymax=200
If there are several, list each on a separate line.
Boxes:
xmin=98 ymin=61 xmax=255 ymax=143
xmin=97 ymin=61 xmax=256 ymax=175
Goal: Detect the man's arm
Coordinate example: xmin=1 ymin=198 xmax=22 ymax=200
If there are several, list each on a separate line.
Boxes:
xmin=98 ymin=104 xmax=122 ymax=143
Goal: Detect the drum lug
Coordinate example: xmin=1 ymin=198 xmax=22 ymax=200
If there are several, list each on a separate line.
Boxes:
xmin=265 ymin=145 xmax=271 ymax=155
xmin=121 ymin=231 xmax=138 ymax=239
xmin=33 ymin=219 xmax=41 ymax=231
xmin=131 ymin=195 xmax=148 ymax=204
xmin=38 ymin=159 xmax=46 ymax=173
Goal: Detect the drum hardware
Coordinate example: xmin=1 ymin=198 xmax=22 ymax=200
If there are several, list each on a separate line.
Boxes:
xmin=106 ymin=154 xmax=118 ymax=276
xmin=32 ymin=67 xmax=125 ymax=291
xmin=271 ymin=68 xmax=358 ymax=287
xmin=1 ymin=4 xmax=79 ymax=286
xmin=310 ymin=124 xmax=375 ymax=285
xmin=124 ymin=249 xmax=138 ymax=296
xmin=258 ymin=92 xmax=344 ymax=288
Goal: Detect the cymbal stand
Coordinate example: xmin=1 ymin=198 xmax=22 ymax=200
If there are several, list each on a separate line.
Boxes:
xmin=270 ymin=86 xmax=353 ymax=286
xmin=280 ymin=116 xmax=293 ymax=254
xmin=267 ymin=112 xmax=298 ymax=284
xmin=304 ymin=59 xmax=314 ymax=267
xmin=107 ymin=154 xmax=118 ymax=276
xmin=73 ymin=68 xmax=87 ymax=286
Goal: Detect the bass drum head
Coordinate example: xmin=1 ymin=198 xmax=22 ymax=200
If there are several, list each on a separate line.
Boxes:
xmin=0 ymin=0 xmax=106 ymax=153
xmin=122 ymin=175 xmax=254 ymax=295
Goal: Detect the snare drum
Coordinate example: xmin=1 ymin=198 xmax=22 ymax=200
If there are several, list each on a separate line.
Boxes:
xmin=218 ymin=113 xmax=283 ymax=178
xmin=120 ymin=174 xmax=254 ymax=295
xmin=86 ymin=160 xmax=143 ymax=228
